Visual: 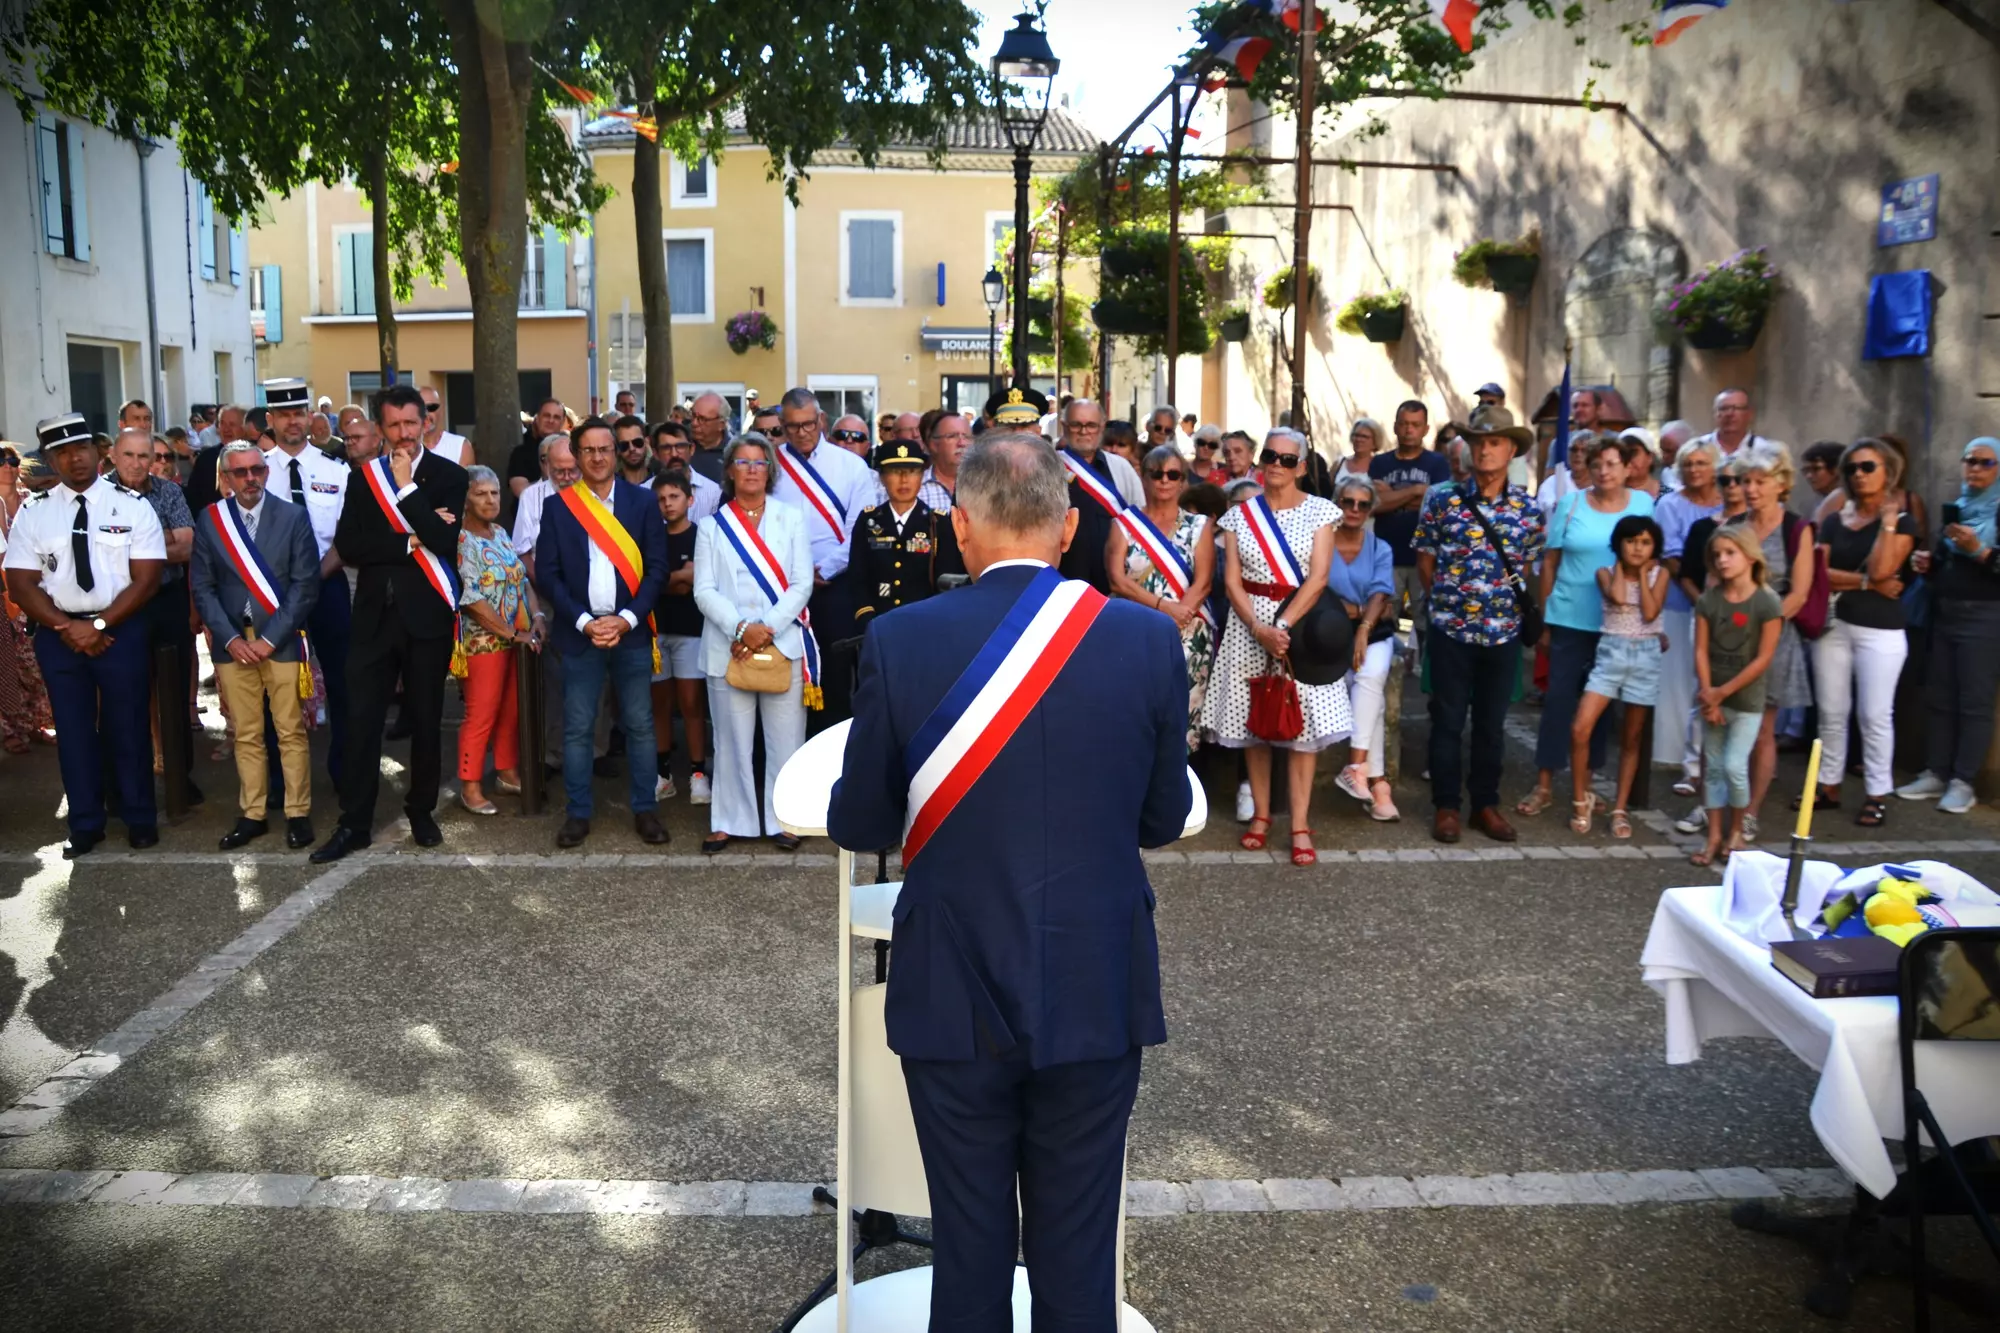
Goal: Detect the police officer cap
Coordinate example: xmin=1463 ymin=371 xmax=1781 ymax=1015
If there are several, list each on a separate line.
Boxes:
xmin=983 ymin=385 xmax=1049 ymax=426
xmin=872 ymin=440 xmax=929 ymax=471
xmin=262 ymin=378 xmax=312 ymax=410
xmin=34 ymin=413 xmax=92 ymax=457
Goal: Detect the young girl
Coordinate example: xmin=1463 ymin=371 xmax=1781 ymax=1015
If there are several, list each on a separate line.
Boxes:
xmin=1691 ymin=527 xmax=1784 ymax=866
xmin=650 ymin=472 xmax=710 ymax=803
xmin=1570 ymin=515 xmax=1670 ymax=837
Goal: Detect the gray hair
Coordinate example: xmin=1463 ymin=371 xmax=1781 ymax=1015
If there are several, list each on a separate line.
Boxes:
xmin=1149 ymin=405 xmax=1178 ymax=425
xmin=778 ymin=387 xmax=819 ymax=415
xmin=1659 ymin=419 xmax=1697 ymax=448
xmin=1141 ymin=444 xmax=1183 ymax=475
xmin=1675 ymin=440 xmax=1721 ymax=472
xmin=1192 ymin=423 xmax=1223 ymax=446
xmin=1265 ymin=427 xmax=1308 ymax=453
xmin=538 ymin=431 xmax=571 ymax=463
xmin=220 ymin=440 xmax=262 ymax=464
xmin=1062 ymin=396 xmax=1101 ymax=425
xmin=465 ymin=465 xmax=499 ymax=490
xmin=1335 ymin=474 xmax=1377 ymax=508
xmin=957 ymin=432 xmax=1069 ymax=536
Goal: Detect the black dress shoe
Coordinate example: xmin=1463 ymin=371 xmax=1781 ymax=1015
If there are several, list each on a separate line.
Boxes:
xmin=407 ymin=810 xmax=443 ymax=847
xmin=219 ymin=818 xmax=269 ymax=850
xmin=634 ymin=811 xmax=670 ymax=845
xmin=309 ymin=826 xmax=370 ymax=864
xmin=286 ymin=817 xmax=315 ymax=849
xmin=557 ymin=816 xmax=590 ymax=848
xmin=62 ymin=829 xmax=105 ymax=860
xmin=128 ymin=825 xmax=160 ymax=850
xmin=384 ymin=713 xmax=413 ymax=741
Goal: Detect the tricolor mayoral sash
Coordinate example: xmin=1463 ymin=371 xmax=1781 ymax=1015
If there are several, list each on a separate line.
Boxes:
xmin=900 ymin=566 xmax=1106 ymax=865
xmin=206 ymin=496 xmax=312 ymax=694
xmin=1060 ymin=447 xmax=1212 ymax=630
xmin=561 ymin=482 xmax=661 ymax=673
xmin=361 ymin=455 xmax=459 ymax=610
xmin=776 ymin=443 xmax=849 ymax=541
xmin=1240 ymin=493 xmax=1305 ymax=590
xmin=712 ymin=500 xmax=823 ymax=709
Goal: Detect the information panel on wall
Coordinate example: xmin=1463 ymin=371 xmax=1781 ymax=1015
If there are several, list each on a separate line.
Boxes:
xmin=1878 ymin=174 xmax=1938 ymax=247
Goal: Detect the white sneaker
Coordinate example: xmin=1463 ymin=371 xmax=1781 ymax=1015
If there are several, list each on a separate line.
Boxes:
xmin=655 ymin=773 xmax=677 ymax=801
xmin=689 ymin=771 xmax=712 ymax=805
xmin=1742 ymin=814 xmax=1759 ymax=842
xmin=1938 ymin=779 xmax=1977 ymax=815
xmin=1896 ymin=771 xmax=1947 ymax=801
xmin=1234 ymin=780 xmax=1254 ymax=823
xmin=1674 ymin=806 xmax=1708 ymax=835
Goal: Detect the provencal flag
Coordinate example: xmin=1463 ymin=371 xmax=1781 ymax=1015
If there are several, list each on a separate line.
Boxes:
xmin=1655 ymin=0 xmax=1726 ymax=46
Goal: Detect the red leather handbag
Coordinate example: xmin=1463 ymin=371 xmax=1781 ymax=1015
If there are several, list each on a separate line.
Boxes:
xmin=1247 ymin=653 xmax=1304 ymax=743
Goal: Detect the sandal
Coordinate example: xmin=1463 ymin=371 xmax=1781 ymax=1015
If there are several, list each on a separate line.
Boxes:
xmin=1609 ymin=810 xmax=1632 ymax=840
xmin=2 ymin=737 xmax=28 ymax=756
xmin=701 ymin=833 xmax=731 ymax=855
xmin=1290 ymin=829 xmax=1317 ymax=866
xmin=1240 ymin=817 xmax=1270 ymax=851
xmin=1791 ymin=785 xmax=1840 ymax=811
xmin=1516 ymin=788 xmax=1554 ymax=817
xmin=1689 ymin=844 xmax=1730 ymax=868
xmin=1568 ymin=798 xmax=1593 ymax=836
xmin=1856 ymin=798 xmax=1888 ymax=828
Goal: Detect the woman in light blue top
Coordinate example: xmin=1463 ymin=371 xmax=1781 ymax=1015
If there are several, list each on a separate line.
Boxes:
xmin=1327 ymin=476 xmax=1400 ymax=821
xmin=1518 ymin=435 xmax=1655 ymax=816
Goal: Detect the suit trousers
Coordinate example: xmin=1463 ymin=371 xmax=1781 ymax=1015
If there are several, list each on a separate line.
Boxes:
xmin=1427 ymin=631 xmax=1520 ymax=814
xmin=901 ymin=1048 xmax=1142 ymax=1333
xmin=308 ymin=570 xmax=352 ymax=791
xmin=36 ymin=625 xmax=155 ymax=834
xmin=339 ymin=605 xmax=452 ymax=832
xmin=706 ymin=662 xmax=805 ymax=836
xmin=458 ymin=648 xmax=519 ymax=783
xmin=806 ymin=579 xmax=856 ymax=735
xmin=218 ymin=656 xmax=311 ymax=819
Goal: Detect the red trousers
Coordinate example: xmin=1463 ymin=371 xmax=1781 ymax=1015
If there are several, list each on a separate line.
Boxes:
xmin=458 ymin=648 xmax=519 ymax=781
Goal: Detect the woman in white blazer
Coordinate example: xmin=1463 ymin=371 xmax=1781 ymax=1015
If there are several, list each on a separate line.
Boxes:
xmin=693 ymin=433 xmax=814 ymax=852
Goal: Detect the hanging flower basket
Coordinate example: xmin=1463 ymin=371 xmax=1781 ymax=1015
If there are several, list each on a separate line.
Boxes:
xmin=1217 ymin=305 xmax=1251 ymax=341
xmin=1335 ymin=289 xmax=1409 ymax=342
xmin=724 ymin=309 xmax=779 ymax=355
xmin=1662 ymin=249 xmax=1778 ymax=352
xmin=1452 ymin=232 xmax=1541 ymax=293
xmin=1091 ymin=297 xmax=1164 ymax=336
xmin=1262 ymin=264 xmax=1320 ymax=312
xmin=1484 ymin=254 xmax=1540 ymax=296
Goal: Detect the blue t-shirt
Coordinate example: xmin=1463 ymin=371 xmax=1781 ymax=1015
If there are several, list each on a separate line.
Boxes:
xmin=1369 ymin=449 xmax=1452 ymax=565
xmin=1545 ymin=488 xmax=1656 ymax=631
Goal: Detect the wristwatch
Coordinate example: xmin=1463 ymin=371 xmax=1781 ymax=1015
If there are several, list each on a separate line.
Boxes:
xmin=1275 ymin=617 xmax=1292 ymax=632
xmin=90 ymin=617 xmax=107 ymax=632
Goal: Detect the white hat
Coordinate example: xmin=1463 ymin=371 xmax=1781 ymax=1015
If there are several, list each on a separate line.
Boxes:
xmin=262 ymin=378 xmax=311 ymax=409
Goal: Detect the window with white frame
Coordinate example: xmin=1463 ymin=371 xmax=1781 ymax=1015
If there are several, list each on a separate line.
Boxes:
xmin=670 ymin=155 xmax=715 ymax=209
xmin=35 ymin=116 xmax=90 ymax=261
xmin=807 ymin=376 xmax=878 ymax=429
xmin=662 ymin=229 xmax=714 ymax=322
xmin=985 ymin=211 xmax=1013 ymax=269
xmin=840 ymin=211 xmax=901 ymax=306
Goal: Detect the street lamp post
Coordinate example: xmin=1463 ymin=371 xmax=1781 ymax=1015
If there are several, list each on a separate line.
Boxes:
xmin=991 ymin=11 xmax=1059 ymax=392
xmin=982 ymin=266 xmax=1006 ymax=401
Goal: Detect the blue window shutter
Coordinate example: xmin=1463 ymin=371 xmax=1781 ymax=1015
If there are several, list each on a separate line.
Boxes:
xmin=263 ymin=264 xmax=283 ymax=342
xmin=197 ymin=185 xmax=216 ymax=281
xmin=228 ymin=224 xmax=245 ymax=286
xmin=35 ymin=116 xmax=62 ymax=253
xmin=543 ymin=226 xmax=565 ymax=311
xmin=66 ymin=128 xmax=88 ymax=261
xmin=849 ymin=219 xmax=894 ymax=300
xmin=666 ymin=238 xmax=705 ymax=315
xmin=354 ymin=232 xmax=375 ymax=316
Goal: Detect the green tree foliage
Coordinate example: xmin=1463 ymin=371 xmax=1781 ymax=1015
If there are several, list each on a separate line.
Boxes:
xmin=1025 ymin=286 xmax=1092 ymax=375
xmin=1093 ymin=228 xmax=1213 ymax=359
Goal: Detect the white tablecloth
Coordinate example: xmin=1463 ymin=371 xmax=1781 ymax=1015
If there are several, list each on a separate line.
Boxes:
xmin=1641 ymin=883 xmax=2000 ymax=1198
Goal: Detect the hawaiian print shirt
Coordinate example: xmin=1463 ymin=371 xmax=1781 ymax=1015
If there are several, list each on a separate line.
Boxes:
xmin=1410 ymin=481 xmax=1546 ymax=647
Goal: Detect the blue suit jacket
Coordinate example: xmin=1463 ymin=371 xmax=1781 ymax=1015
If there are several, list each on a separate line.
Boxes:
xmin=532 ymin=478 xmax=668 ymax=657
xmin=827 ymin=563 xmax=1191 ymax=1068
xmin=190 ymin=496 xmax=321 ymax=662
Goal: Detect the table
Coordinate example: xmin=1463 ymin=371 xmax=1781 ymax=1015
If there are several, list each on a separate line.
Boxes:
xmin=1641 ymin=882 xmax=2000 ymax=1199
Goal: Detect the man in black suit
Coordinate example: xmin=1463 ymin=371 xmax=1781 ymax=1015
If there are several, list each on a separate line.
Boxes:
xmin=311 ymin=384 xmax=469 ymax=863
xmin=182 ymin=403 xmax=254 ymax=516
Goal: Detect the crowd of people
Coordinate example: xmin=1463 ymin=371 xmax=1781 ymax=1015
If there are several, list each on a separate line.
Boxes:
xmin=2 ymin=371 xmax=1994 ymax=869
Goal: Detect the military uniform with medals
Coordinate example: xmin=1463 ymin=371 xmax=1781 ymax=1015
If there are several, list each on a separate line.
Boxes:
xmin=851 ymin=441 xmax=963 ymax=631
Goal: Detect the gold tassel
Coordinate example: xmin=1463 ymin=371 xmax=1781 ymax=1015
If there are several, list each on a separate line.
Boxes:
xmin=651 ymin=637 xmax=662 ymax=676
xmin=448 ymin=616 xmax=469 ymax=679
xmin=296 ymin=632 xmax=312 ymax=699
xmin=803 ymin=682 xmax=824 ymax=711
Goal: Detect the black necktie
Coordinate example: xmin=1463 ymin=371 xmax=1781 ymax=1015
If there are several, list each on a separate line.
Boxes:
xmin=290 ymin=458 xmax=305 ymax=507
xmin=72 ymin=495 xmax=93 ymax=592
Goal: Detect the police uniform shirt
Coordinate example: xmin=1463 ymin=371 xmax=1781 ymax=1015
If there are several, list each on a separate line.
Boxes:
xmin=263 ymin=442 xmax=348 ymax=558
xmin=1 ymin=476 xmax=167 ymax=614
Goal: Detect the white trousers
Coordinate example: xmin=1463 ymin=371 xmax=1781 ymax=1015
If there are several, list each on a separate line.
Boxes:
xmin=1810 ymin=618 xmax=1908 ymax=796
xmin=1652 ymin=608 xmax=1701 ymax=778
xmin=707 ymin=662 xmax=807 ymax=837
xmin=1346 ymin=638 xmax=1394 ymax=778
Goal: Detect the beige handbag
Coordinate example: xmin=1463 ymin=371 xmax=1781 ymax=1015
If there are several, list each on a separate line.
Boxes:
xmin=726 ymin=646 xmax=792 ymax=694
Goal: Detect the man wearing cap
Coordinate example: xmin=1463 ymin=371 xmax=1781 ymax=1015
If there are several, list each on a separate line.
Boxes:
xmin=1411 ymin=407 xmax=1544 ymax=846
xmin=851 ymin=440 xmax=963 ymax=632
xmin=3 ymin=415 xmax=167 ymax=857
xmin=1474 ymin=382 xmax=1506 ymax=410
xmin=263 ymin=378 xmax=353 ymax=794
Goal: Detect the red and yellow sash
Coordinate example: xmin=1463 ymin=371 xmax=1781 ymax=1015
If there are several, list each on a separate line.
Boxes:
xmin=561 ymin=482 xmax=660 ymax=672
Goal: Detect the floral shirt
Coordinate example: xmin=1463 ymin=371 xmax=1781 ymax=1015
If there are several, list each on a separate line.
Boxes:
xmin=1410 ymin=482 xmax=1546 ymax=647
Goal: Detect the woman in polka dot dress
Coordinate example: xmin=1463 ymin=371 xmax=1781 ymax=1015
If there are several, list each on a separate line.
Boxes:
xmin=1201 ymin=428 xmax=1351 ymax=864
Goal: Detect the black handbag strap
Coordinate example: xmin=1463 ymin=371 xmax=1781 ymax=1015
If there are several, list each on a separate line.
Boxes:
xmin=1463 ymin=483 xmax=1534 ymax=605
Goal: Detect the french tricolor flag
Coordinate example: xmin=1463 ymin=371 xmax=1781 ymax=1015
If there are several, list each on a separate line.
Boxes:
xmin=1654 ymin=0 xmax=1727 ymax=46
xmin=1430 ymin=0 xmax=1479 ymax=52
xmin=1211 ymin=35 xmax=1275 ymax=84
xmin=1251 ymin=0 xmax=1309 ymax=31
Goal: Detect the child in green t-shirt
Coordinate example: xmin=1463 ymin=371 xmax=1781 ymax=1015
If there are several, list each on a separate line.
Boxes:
xmin=1691 ymin=526 xmax=1784 ymax=867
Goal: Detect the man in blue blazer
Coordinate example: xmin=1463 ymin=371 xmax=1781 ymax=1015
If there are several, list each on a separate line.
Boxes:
xmin=828 ymin=432 xmax=1190 ymax=1332
xmin=190 ymin=440 xmax=323 ymax=850
xmin=534 ymin=415 xmax=670 ymax=848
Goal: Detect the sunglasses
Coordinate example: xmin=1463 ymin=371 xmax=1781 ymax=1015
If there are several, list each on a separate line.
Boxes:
xmin=1718 ymin=475 xmax=1743 ymax=487
xmin=1965 ymin=457 xmax=1999 ymax=469
xmin=1259 ymin=449 xmax=1301 ymax=469
xmin=224 ymin=464 xmax=268 ymax=478
xmin=0 ymin=454 xmax=18 ymax=467
xmin=1147 ymin=469 xmax=1184 ymax=483
xmin=831 ymin=430 xmax=869 ymax=444
xmin=618 ymin=439 xmax=646 ymax=450
xmin=424 ymin=402 xmax=442 ymax=414
xmin=1842 ymin=459 xmax=1880 ymax=476
xmin=1338 ymin=497 xmax=1373 ymax=511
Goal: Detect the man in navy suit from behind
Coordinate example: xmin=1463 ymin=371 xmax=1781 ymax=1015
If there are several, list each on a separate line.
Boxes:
xmin=828 ymin=432 xmax=1190 ymax=1331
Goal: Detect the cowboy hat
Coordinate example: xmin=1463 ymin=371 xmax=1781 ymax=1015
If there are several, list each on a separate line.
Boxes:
xmin=1454 ymin=405 xmax=1534 ymax=455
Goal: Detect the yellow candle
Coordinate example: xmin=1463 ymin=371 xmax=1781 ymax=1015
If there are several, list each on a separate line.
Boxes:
xmin=1795 ymin=738 xmax=1823 ymax=837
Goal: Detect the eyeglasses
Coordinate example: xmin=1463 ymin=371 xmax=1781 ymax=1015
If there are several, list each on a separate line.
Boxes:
xmin=1718 ymin=475 xmax=1743 ymax=487
xmin=224 ymin=464 xmax=269 ymax=478
xmin=692 ymin=413 xmax=725 ymax=425
xmin=1338 ymin=497 xmax=1373 ymax=511
xmin=1065 ymin=421 xmax=1103 ymax=433
xmin=1843 ymin=459 xmax=1880 ymax=476
xmin=731 ymin=458 xmax=771 ymax=470
xmin=1259 ymin=449 xmax=1301 ymax=468
xmin=782 ymin=419 xmax=819 ymax=432
xmin=1966 ymin=457 xmax=1999 ymax=469
xmin=831 ymin=430 xmax=868 ymax=444
xmin=1146 ymin=469 xmax=1184 ymax=483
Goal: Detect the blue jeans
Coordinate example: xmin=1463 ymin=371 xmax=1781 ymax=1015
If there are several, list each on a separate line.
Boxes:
xmin=1702 ymin=708 xmax=1763 ymax=810
xmin=562 ymin=635 xmax=657 ymax=819
xmin=1537 ymin=625 xmax=1609 ymax=773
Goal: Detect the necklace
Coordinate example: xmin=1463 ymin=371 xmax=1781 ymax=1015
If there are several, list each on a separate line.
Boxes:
xmin=739 ymin=503 xmax=765 ymax=518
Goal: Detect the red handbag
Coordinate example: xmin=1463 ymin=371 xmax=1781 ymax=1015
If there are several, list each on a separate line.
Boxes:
xmin=1247 ymin=654 xmax=1304 ymax=743
xmin=1785 ymin=514 xmax=1832 ymax=640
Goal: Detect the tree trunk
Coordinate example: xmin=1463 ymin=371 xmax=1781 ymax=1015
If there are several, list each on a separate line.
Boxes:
xmin=366 ymin=143 xmax=398 ymax=389
xmin=632 ymin=58 xmax=674 ymax=415
xmin=444 ymin=0 xmax=532 ymax=464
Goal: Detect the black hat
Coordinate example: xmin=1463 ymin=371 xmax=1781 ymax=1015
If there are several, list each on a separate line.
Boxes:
xmin=983 ymin=385 xmax=1049 ymax=427
xmin=872 ymin=440 xmax=929 ymax=471
xmin=262 ymin=378 xmax=311 ymax=410
xmin=34 ymin=413 xmax=92 ymax=457
xmin=1282 ymin=596 xmax=1357 ymax=687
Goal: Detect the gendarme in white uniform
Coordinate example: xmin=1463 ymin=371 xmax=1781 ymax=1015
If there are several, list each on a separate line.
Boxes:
xmin=1 ymin=477 xmax=167 ymax=613
xmin=264 ymin=441 xmax=348 ymax=557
